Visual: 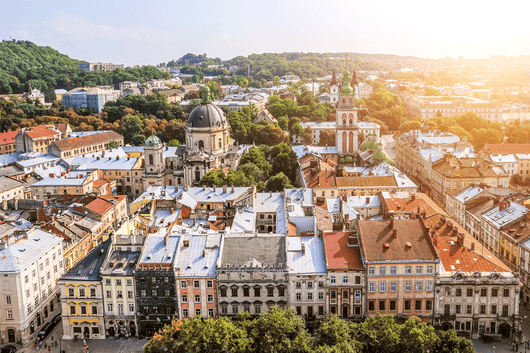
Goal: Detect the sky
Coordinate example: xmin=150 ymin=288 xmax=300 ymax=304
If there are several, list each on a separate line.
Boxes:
xmin=2 ymin=0 xmax=530 ymax=66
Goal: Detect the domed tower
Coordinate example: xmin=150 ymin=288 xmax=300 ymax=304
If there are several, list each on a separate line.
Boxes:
xmin=144 ymin=134 xmax=166 ymax=179
xmin=329 ymin=69 xmax=339 ymax=105
xmin=335 ymin=65 xmax=359 ymax=154
xmin=185 ymin=86 xmax=230 ymax=155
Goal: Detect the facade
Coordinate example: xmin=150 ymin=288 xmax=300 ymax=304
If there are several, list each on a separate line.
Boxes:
xmin=293 ymin=121 xmax=380 ymax=146
xmin=15 ymin=125 xmax=62 ymax=153
xmin=335 ymin=70 xmax=360 ymax=154
xmin=59 ymin=240 xmax=111 ymax=340
xmin=175 ymin=233 xmax=220 ymax=319
xmin=84 ymin=195 xmax=127 ymax=234
xmin=323 ymin=231 xmax=365 ymax=321
xmin=358 ymin=218 xmax=440 ymax=323
xmin=0 ymin=229 xmax=63 ymax=345
xmin=0 ymin=130 xmax=18 ymax=155
xmin=405 ymin=95 xmax=503 ymax=122
xmin=135 ymin=233 xmax=180 ymax=337
xmin=101 ymin=233 xmax=144 ymax=338
xmin=216 ymin=235 xmax=288 ymax=317
xmin=79 ymin=63 xmax=125 ymax=72
xmin=0 ymin=176 xmax=25 ymax=203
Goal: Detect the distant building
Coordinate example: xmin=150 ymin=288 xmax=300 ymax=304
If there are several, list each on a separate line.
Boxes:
xmin=49 ymin=131 xmax=124 ymax=159
xmin=405 ymin=96 xmax=502 ymax=122
xmin=79 ymin=63 xmax=125 ymax=72
xmin=15 ymin=125 xmax=62 ymax=153
xmin=0 ymin=130 xmax=19 ymax=155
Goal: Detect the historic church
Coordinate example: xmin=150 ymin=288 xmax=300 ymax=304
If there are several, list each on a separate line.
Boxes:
xmin=143 ymin=86 xmax=244 ymax=188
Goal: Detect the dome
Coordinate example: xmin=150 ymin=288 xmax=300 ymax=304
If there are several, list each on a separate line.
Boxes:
xmin=373 ymin=150 xmax=387 ymax=160
xmin=187 ymin=103 xmax=227 ymax=128
xmin=360 ymin=140 xmax=371 ymax=151
xmin=145 ymin=134 xmax=162 ymax=147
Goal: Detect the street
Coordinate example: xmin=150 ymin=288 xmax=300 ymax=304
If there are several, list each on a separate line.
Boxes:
xmin=380 ymin=133 xmax=396 ymax=159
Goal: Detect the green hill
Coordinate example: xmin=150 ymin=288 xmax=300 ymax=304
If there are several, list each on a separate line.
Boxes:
xmin=0 ymin=40 xmax=169 ymax=100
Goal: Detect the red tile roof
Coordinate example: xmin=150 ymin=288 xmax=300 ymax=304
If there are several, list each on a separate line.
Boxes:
xmin=358 ymin=218 xmax=439 ymax=262
xmin=24 ymin=125 xmax=60 ymax=140
xmin=336 ymin=176 xmax=397 ymax=188
xmin=0 ymin=130 xmax=18 ymax=146
xmin=52 ymin=131 xmax=123 ymax=151
xmin=84 ymin=197 xmax=116 ymax=215
xmin=324 ymin=232 xmax=364 ymax=270
xmin=93 ymin=179 xmax=111 ymax=188
xmin=424 ymin=213 xmax=509 ymax=272
xmin=381 ymin=193 xmax=437 ymax=215
xmin=288 ymin=222 xmax=297 ymax=236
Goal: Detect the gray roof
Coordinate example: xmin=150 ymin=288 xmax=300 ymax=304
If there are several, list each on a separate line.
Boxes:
xmin=139 ymin=233 xmax=180 ymax=265
xmin=0 ymin=176 xmax=24 ymax=193
xmin=0 ymin=229 xmax=62 ymax=273
xmin=188 ymin=103 xmax=227 ymax=128
xmin=0 ymin=165 xmax=24 ymax=177
xmin=101 ymin=250 xmax=140 ymax=277
xmin=175 ymin=234 xmax=220 ymax=277
xmin=220 ymin=235 xmax=286 ymax=269
xmin=60 ymin=239 xmax=111 ymax=281
xmin=287 ymin=236 xmax=327 ymax=275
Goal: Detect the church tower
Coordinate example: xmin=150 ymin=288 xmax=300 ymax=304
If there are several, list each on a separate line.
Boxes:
xmin=143 ymin=134 xmax=166 ymax=188
xmin=334 ymin=67 xmax=359 ymax=154
xmin=329 ymin=69 xmax=339 ymax=105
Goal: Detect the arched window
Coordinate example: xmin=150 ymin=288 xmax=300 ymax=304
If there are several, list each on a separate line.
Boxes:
xmin=195 ymin=168 xmax=201 ymax=182
xmin=218 ymin=138 xmax=222 ymax=148
xmin=349 ymin=119 xmax=353 ymax=125
xmin=149 ymin=155 xmax=153 ymax=165
xmin=342 ymin=119 xmax=346 ymax=126
xmin=342 ymin=132 xmax=347 ymax=152
xmin=198 ymin=140 xmax=204 ymax=149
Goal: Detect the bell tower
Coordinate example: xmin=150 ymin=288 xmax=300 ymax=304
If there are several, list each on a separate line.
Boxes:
xmin=334 ymin=59 xmax=359 ymax=154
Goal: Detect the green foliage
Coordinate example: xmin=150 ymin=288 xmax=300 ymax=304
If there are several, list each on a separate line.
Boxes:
xmin=365 ymin=86 xmax=406 ymax=131
xmin=167 ymin=139 xmax=181 ymax=146
xmin=0 ymin=40 xmax=169 ymax=98
xmin=265 ymin=172 xmax=293 ymax=191
xmin=105 ymin=140 xmax=120 ymax=149
xmin=267 ymin=95 xmax=335 ymax=123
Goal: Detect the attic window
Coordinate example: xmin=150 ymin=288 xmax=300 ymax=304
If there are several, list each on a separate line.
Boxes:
xmin=76 ymin=269 xmax=82 ymax=275
xmin=186 ymin=262 xmax=192 ymax=269
xmin=18 ymin=249 xmax=25 ymax=252
xmin=405 ymin=242 xmax=412 ymax=248
xmin=89 ymin=269 xmax=94 ymax=275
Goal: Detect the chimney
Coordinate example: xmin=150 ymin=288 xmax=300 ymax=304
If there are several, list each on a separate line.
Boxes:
xmin=49 ymin=173 xmax=55 ymax=178
xmin=344 ymin=214 xmax=349 ymax=223
xmin=109 ymin=157 xmax=111 ymax=160
xmin=392 ymin=229 xmax=397 ymax=238
xmin=471 ymin=242 xmax=475 ymax=251
xmin=213 ymin=186 xmax=216 ymax=192
xmin=499 ymin=201 xmax=509 ymax=211
xmin=432 ymin=237 xmax=438 ymax=246
xmin=223 ymin=185 xmax=227 ymax=193
xmin=183 ymin=239 xmax=189 ymax=247
xmin=170 ymin=208 xmax=174 ymax=215
xmin=405 ymin=242 xmax=412 ymax=249
xmin=184 ymin=185 xmax=188 ymax=191
xmin=383 ymin=242 xmax=390 ymax=250
xmin=457 ymin=232 xmax=465 ymax=245
xmin=97 ymin=156 xmax=100 ymax=160
xmin=61 ymin=172 xmax=66 ymax=177
xmin=389 ymin=218 xmax=394 ymax=229
xmin=411 ymin=193 xmax=416 ymax=201
xmin=117 ymin=155 xmax=120 ymax=160
xmin=164 ymin=233 xmax=169 ymax=246
xmin=366 ymin=197 xmax=370 ymax=204
xmin=452 ymin=227 xmax=458 ymax=236
xmin=231 ymin=185 xmax=235 ymax=193
xmin=202 ymin=249 xmax=206 ymax=257
xmin=301 ymin=245 xmax=305 ymax=255
xmin=102 ymin=151 xmax=105 ymax=157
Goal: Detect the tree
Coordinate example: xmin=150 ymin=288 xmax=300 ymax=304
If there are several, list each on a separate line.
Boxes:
xmin=318 ymin=129 xmax=336 ymax=146
xmin=105 ymin=140 xmax=120 ymax=149
xmin=352 ymin=315 xmax=401 ymax=353
xmin=131 ymin=134 xmax=146 ymax=146
xmin=432 ymin=330 xmax=474 ymax=353
xmin=265 ymin=172 xmax=293 ymax=192
xmin=167 ymin=139 xmax=181 ymax=146
xmin=273 ymin=76 xmax=281 ymax=86
xmin=301 ymin=127 xmax=313 ymax=145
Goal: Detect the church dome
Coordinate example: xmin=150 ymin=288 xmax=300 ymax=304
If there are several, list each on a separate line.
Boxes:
xmin=187 ymin=103 xmax=227 ymax=128
xmin=360 ymin=140 xmax=371 ymax=151
xmin=145 ymin=134 xmax=162 ymax=147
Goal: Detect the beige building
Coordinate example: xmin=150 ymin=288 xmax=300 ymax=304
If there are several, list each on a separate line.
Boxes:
xmin=15 ymin=125 xmax=62 ymax=153
xmin=49 ymin=131 xmax=124 ymax=159
xmin=0 ymin=229 xmax=64 ymax=345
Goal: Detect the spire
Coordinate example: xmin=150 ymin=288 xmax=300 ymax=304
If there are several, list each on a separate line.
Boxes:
xmin=345 ymin=53 xmax=348 ymax=72
xmin=350 ymin=68 xmax=358 ymax=87
xmin=330 ymin=69 xmax=338 ymax=86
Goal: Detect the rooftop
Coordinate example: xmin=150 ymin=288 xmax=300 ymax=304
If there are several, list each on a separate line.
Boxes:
xmin=60 ymin=239 xmax=111 ymax=281
xmin=220 ymin=235 xmax=286 ymax=269
xmin=287 ymin=236 xmax=326 ymax=274
xmin=175 ymin=234 xmax=220 ymax=277
xmin=323 ymin=232 xmax=364 ymax=270
xmin=53 ymin=131 xmax=123 ymax=151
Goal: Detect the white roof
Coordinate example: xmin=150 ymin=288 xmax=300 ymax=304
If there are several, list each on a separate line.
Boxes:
xmin=175 ymin=234 xmax=220 ymax=277
xmin=0 ymin=229 xmax=62 ymax=273
xmin=287 ymin=236 xmax=327 ymax=275
xmin=455 ymin=186 xmax=484 ymax=203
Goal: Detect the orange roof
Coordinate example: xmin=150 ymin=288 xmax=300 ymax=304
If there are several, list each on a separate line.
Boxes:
xmin=315 ymin=206 xmax=333 ymax=231
xmin=0 ymin=130 xmax=18 ymax=145
xmin=84 ymin=196 xmax=123 ymax=215
xmin=324 ymin=232 xmax=364 ymax=270
xmin=288 ymin=222 xmax=297 ymax=236
xmin=24 ymin=125 xmax=60 ymax=140
xmin=93 ymin=179 xmax=110 ymax=188
xmin=52 ymin=131 xmax=123 ymax=151
xmin=381 ymin=193 xmax=437 ymax=215
xmin=483 ymin=143 xmax=530 ymax=154
xmin=100 ymin=195 xmax=126 ymax=203
xmin=336 ymin=176 xmax=397 ymax=188
xmin=424 ymin=214 xmax=509 ymax=273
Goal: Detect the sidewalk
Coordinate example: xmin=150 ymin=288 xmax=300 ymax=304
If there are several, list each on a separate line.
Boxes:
xmin=472 ymin=337 xmax=528 ymax=353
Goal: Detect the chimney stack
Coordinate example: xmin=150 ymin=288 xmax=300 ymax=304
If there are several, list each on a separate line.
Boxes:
xmin=471 ymin=242 xmax=475 ymax=251
xmin=170 ymin=208 xmax=174 ymax=215
xmin=49 ymin=173 xmax=55 ymax=178
xmin=457 ymin=232 xmax=465 ymax=245
xmin=389 ymin=217 xmax=394 ymax=229
xmin=301 ymin=245 xmax=305 ymax=255
xmin=392 ymin=229 xmax=397 ymax=238
xmin=223 ymin=185 xmax=227 ymax=193
xmin=164 ymin=233 xmax=169 ymax=246
xmin=432 ymin=237 xmax=438 ymax=246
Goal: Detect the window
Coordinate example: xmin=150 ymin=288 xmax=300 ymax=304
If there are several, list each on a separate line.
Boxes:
xmin=220 ymin=288 xmax=227 ymax=297
xmin=243 ymin=287 xmax=250 ymax=297
xmin=426 ymin=300 xmax=432 ymax=311
xmin=467 ymin=288 xmax=473 ymax=297
xmin=319 ymin=281 xmax=324 ymax=288
xmin=369 ymin=282 xmax=375 ymax=293
xmin=368 ymin=267 xmax=375 ymax=275
xmin=390 ymin=266 xmax=396 ymax=274
xmin=278 ymin=287 xmax=285 ymax=296
xmin=503 ymin=305 xmax=509 ymax=317
xmin=379 ymin=267 xmax=386 ymax=275
xmin=504 ymin=288 xmax=510 ymax=297
xmin=405 ymin=281 xmax=411 ymax=291
xmin=183 ymin=309 xmax=188 ymax=317
xmin=69 ymin=288 xmax=75 ymax=297
xmin=480 ymin=288 xmax=487 ymax=297
xmin=405 ymin=266 xmax=412 ymax=274
xmin=232 ymin=304 xmax=238 ymax=314
xmin=164 ymin=277 xmax=169 ymax=284
xmin=127 ymin=279 xmax=133 ymax=286
xmin=90 ymin=288 xmax=96 ymax=297
xmin=480 ymin=305 xmax=486 ymax=314
xmin=404 ymin=300 xmax=411 ymax=311
xmin=182 ymin=295 xmax=187 ymax=303
xmin=254 ymin=288 xmax=260 ymax=297
xmin=456 ymin=288 xmax=462 ymax=297
xmin=355 ymin=276 xmax=361 ymax=284
xmin=319 ymin=292 xmax=324 ymax=300
xmin=207 ymin=280 xmax=213 ymax=288
xmin=467 ymin=305 xmax=472 ymax=314
xmin=492 ymin=288 xmax=498 ymax=297
xmin=231 ymin=288 xmax=238 ymax=297
xmin=330 ymin=275 xmax=336 ymax=284
xmin=129 ymin=304 xmax=134 ymax=313
xmin=491 ymin=305 xmax=497 ymax=314
xmin=343 ymin=275 xmax=348 ymax=284
xmin=128 ymin=291 xmax=134 ymax=299
xmin=117 ymin=290 xmax=123 ymax=298
xmin=107 ymin=303 xmax=113 ymax=313
xmin=426 ymin=265 xmax=434 ymax=274
xmin=296 ymin=293 xmax=301 ymax=301
xmin=267 ymin=288 xmax=274 ymax=297
xmin=194 ymin=281 xmax=200 ymax=288
xmin=151 ymin=277 xmax=156 ymax=284
xmin=416 ymin=282 xmax=422 ymax=292
xmin=426 ymin=281 xmax=433 ymax=292
xmin=181 ymin=281 xmax=187 ymax=289
xmin=455 ymin=305 xmax=461 ymax=314
xmin=194 ymin=295 xmax=200 ymax=303
xmin=25 ymin=275 xmax=28 ymax=283
xmin=390 ymin=282 xmax=396 ymax=292
xmin=368 ymin=301 xmax=375 ymax=311
xmin=207 ymin=294 xmax=213 ymax=303
xmin=416 ymin=266 xmax=423 ymax=274
xmin=379 ymin=300 xmax=386 ymax=311
xmin=379 ymin=282 xmax=386 ymax=293
xmin=330 ymin=290 xmax=336 ymax=299
xmin=141 ymin=290 xmax=146 ymax=297
xmin=255 ymin=304 xmax=261 ymax=314
xmin=415 ymin=300 xmax=422 ymax=311
xmin=296 ymin=282 xmax=301 ymax=289
xmin=307 ymin=281 xmax=313 ymax=288
xmin=116 ymin=279 xmax=122 ymax=286
xmin=195 ymin=308 xmax=201 ymax=316
xmin=81 ymin=305 xmax=87 ymax=315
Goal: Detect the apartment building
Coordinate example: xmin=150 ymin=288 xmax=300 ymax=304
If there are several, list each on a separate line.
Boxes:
xmin=49 ymin=131 xmax=124 ymax=159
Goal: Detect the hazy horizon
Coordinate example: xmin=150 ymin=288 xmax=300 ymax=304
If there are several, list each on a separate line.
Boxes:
xmin=2 ymin=0 xmax=529 ymax=66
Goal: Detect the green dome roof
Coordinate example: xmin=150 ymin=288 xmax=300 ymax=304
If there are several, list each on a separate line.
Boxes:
xmin=368 ymin=141 xmax=379 ymax=150
xmin=360 ymin=140 xmax=371 ymax=151
xmin=345 ymin=157 xmax=353 ymax=162
xmin=145 ymin=134 xmax=162 ymax=147
xmin=339 ymin=158 xmax=345 ymax=163
xmin=373 ymin=150 xmax=387 ymax=160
